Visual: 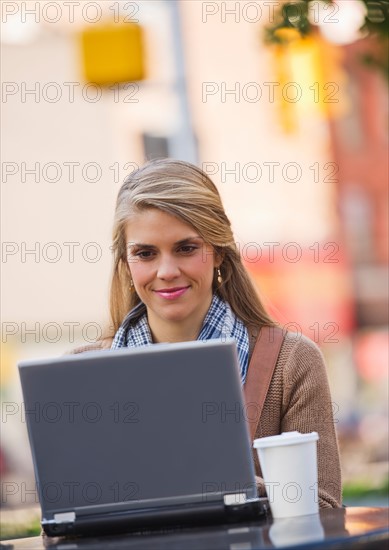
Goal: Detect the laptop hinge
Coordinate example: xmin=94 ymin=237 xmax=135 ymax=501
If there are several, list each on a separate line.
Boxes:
xmin=54 ymin=512 xmax=76 ymax=524
xmin=223 ymin=493 xmax=248 ymax=506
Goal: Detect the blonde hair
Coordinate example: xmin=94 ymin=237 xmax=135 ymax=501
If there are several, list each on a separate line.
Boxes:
xmin=107 ymin=158 xmax=275 ymax=336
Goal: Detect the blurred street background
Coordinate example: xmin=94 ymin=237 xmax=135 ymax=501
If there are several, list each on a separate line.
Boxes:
xmin=1 ymin=0 xmax=388 ymax=538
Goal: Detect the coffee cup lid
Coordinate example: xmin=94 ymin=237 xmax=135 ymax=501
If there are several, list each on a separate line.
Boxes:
xmin=253 ymin=431 xmax=319 ymax=448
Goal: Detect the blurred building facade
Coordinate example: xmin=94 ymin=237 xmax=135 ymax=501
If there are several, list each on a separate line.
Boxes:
xmin=1 ymin=0 xmax=388 ymax=507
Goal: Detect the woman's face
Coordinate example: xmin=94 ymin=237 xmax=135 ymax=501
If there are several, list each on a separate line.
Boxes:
xmin=125 ymin=208 xmax=220 ymax=336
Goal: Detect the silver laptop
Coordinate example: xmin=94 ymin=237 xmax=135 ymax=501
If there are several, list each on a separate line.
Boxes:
xmin=18 ymin=339 xmax=265 ymax=537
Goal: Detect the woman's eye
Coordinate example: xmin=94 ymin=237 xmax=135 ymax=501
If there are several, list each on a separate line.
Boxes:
xmin=135 ymin=250 xmax=154 ymax=259
xmin=179 ymin=245 xmax=197 ymax=254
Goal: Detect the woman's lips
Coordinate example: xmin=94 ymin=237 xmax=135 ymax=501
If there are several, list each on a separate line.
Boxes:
xmin=154 ymin=286 xmax=189 ymax=300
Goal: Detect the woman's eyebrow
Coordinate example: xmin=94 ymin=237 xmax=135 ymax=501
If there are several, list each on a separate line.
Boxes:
xmin=128 ymin=242 xmax=155 ymax=249
xmin=174 ymin=236 xmax=202 ymax=245
xmin=128 ymin=236 xmax=202 ymax=249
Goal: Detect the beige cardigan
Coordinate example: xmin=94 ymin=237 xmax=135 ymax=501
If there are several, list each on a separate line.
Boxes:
xmin=247 ymin=329 xmax=342 ymax=508
xmin=69 ymin=330 xmax=342 ymax=509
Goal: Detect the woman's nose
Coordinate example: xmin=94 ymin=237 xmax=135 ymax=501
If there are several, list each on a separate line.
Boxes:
xmin=156 ymin=256 xmax=181 ymax=280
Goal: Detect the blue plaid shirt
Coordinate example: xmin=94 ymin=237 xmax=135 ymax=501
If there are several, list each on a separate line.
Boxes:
xmin=111 ymin=294 xmax=249 ymax=384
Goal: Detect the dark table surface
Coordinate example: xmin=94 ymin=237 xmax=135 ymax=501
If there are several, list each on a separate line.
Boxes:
xmin=2 ymin=507 xmax=388 ymax=550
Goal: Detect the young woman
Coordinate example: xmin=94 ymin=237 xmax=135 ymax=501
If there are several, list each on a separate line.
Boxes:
xmin=72 ymin=158 xmax=342 ymax=508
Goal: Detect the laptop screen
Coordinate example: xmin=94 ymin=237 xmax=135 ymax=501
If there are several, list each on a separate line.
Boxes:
xmin=19 ymin=340 xmax=257 ymax=515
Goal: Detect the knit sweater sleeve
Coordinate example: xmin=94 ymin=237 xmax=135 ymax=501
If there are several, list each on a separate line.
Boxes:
xmin=66 ymin=338 xmax=113 ymax=354
xmin=280 ymin=333 xmax=342 ymax=508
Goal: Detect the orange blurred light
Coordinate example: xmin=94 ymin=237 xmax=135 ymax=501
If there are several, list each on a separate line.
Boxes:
xmin=354 ymin=330 xmax=389 ymax=381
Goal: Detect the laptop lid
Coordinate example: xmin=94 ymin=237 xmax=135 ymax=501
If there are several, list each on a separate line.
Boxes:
xmin=18 ymin=339 xmax=258 ymax=530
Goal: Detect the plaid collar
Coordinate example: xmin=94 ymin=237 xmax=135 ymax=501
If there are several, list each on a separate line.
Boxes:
xmin=111 ymin=294 xmax=249 ymax=383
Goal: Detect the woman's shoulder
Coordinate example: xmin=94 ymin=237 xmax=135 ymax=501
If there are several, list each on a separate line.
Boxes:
xmin=277 ymin=330 xmax=330 ymax=389
xmin=248 ymin=324 xmax=326 ymax=371
xmin=280 ymin=330 xmax=325 ymax=363
xmin=66 ymin=337 xmax=113 ymax=355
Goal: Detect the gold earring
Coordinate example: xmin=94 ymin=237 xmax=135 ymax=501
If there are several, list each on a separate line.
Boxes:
xmin=217 ymin=268 xmax=222 ymax=284
xmin=129 ymin=278 xmax=135 ymax=292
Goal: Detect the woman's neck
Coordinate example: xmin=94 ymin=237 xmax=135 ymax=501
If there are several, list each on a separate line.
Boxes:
xmin=149 ymin=321 xmax=201 ymax=343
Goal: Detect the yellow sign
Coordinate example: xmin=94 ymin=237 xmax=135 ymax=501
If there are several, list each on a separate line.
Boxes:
xmin=272 ymin=32 xmax=348 ymax=132
xmin=80 ymin=22 xmax=145 ymax=85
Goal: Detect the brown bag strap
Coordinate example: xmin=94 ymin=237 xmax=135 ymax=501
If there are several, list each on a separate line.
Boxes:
xmin=243 ymin=326 xmax=284 ymax=441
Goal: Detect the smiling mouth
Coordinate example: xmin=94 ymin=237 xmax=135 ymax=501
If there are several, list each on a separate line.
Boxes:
xmin=153 ymin=286 xmax=190 ymax=299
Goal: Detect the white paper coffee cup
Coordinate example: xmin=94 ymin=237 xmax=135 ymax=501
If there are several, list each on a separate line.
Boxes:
xmin=253 ymin=431 xmax=319 ymax=518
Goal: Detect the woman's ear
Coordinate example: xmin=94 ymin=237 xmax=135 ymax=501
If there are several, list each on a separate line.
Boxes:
xmin=123 ymin=256 xmax=132 ymax=278
xmin=214 ymin=248 xmax=224 ymax=268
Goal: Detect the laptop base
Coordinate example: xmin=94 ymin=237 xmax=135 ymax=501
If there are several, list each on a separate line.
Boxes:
xmin=42 ymin=498 xmax=269 ymax=537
